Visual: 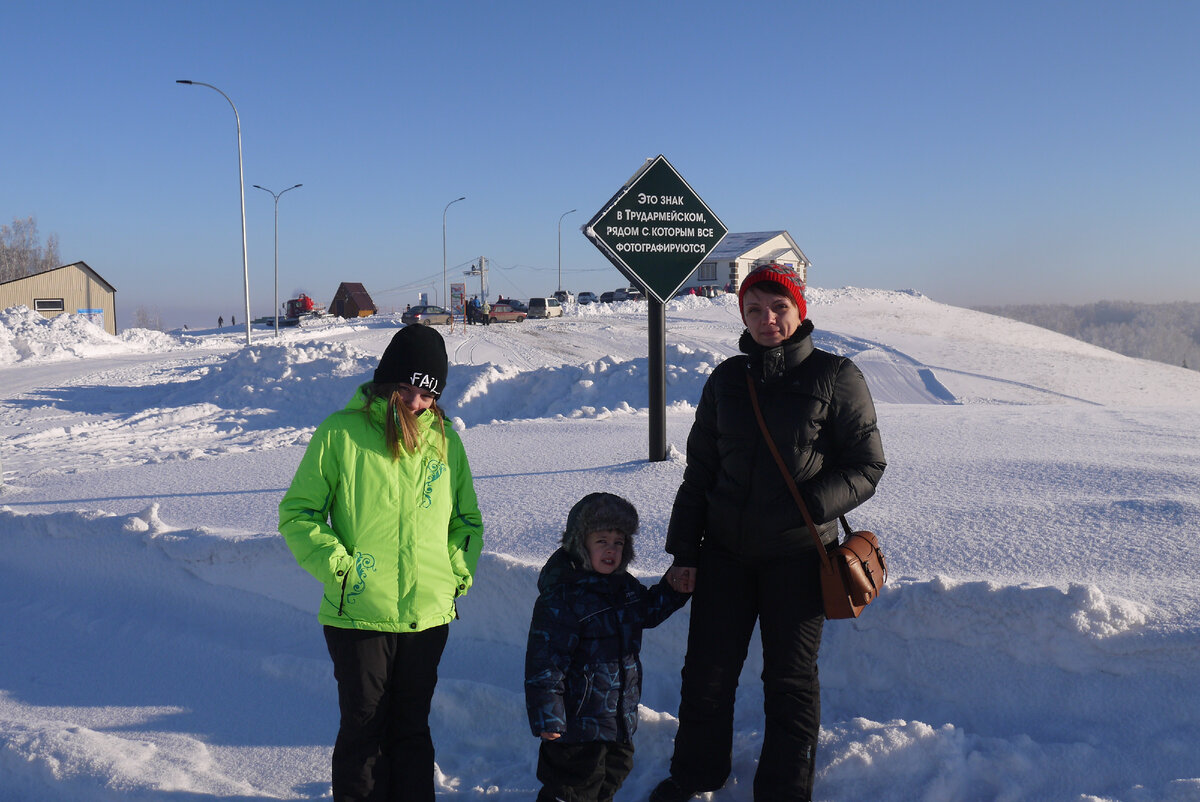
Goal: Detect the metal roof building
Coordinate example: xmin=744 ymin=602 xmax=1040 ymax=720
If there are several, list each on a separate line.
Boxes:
xmin=0 ymin=261 xmax=117 ymax=334
xmin=686 ymin=231 xmax=810 ymax=294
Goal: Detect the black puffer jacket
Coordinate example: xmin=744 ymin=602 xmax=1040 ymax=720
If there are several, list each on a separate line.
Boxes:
xmin=666 ymin=320 xmax=886 ymax=565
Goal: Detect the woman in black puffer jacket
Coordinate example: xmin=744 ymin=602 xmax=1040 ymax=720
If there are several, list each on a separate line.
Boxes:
xmin=650 ymin=264 xmax=887 ymax=802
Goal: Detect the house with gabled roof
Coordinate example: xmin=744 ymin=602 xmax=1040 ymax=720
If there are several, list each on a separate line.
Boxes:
xmin=0 ymin=261 xmax=117 ymax=334
xmin=683 ymin=231 xmax=810 ymax=295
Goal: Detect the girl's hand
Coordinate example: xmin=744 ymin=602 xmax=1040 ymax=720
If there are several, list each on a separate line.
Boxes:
xmin=540 ymin=732 xmax=561 ymax=741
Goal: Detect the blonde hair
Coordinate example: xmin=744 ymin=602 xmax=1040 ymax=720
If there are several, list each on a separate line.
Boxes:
xmin=363 ymin=382 xmax=447 ymax=461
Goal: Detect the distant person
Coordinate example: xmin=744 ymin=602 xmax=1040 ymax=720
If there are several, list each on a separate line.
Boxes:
xmin=231 ymin=315 xmax=236 ymax=326
xmin=280 ymin=324 xmax=484 ymax=802
xmin=525 ymin=493 xmax=690 ymax=802
xmin=650 ymin=263 xmax=886 ymax=802
xmin=218 ymin=316 xmax=223 ymax=328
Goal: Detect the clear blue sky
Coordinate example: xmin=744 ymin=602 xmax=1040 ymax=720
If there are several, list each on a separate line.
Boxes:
xmin=4 ymin=0 xmax=1198 ymax=329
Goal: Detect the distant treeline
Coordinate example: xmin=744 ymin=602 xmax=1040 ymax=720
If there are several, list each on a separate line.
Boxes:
xmin=974 ymin=301 xmax=1200 ymax=371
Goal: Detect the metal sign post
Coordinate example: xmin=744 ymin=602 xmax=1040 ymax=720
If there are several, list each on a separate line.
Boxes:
xmin=584 ymin=155 xmax=727 ymax=461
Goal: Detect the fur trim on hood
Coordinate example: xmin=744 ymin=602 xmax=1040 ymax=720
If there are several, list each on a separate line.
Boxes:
xmin=561 ymin=492 xmax=638 ymax=572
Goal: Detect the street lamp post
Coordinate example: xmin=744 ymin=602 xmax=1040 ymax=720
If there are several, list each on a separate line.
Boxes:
xmin=176 ymin=80 xmax=252 ymax=345
xmin=252 ymin=183 xmax=302 ymax=337
xmin=557 ymin=209 xmax=576 ymax=294
xmin=443 ymin=196 xmax=466 ymax=317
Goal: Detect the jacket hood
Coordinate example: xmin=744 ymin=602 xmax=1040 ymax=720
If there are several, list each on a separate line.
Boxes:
xmin=537 ymin=547 xmax=582 ymax=594
xmin=346 ymin=383 xmax=439 ymax=431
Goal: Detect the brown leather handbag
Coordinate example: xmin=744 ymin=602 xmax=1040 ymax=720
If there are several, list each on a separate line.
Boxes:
xmin=746 ymin=372 xmax=887 ymax=619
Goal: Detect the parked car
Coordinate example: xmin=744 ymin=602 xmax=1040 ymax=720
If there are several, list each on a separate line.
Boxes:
xmin=552 ymin=290 xmax=575 ymax=304
xmin=599 ymin=291 xmax=616 ymax=304
xmin=498 ymin=298 xmax=527 ymax=313
xmin=401 ymin=305 xmax=451 ymax=325
xmin=613 ymin=287 xmax=644 ymax=302
xmin=527 ymin=297 xmax=563 ymax=318
xmin=577 ymin=291 xmax=598 ymax=305
xmin=488 ymin=302 xmax=526 ymax=323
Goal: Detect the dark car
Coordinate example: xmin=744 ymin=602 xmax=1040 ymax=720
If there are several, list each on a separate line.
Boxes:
xmin=496 ymin=298 xmax=528 ymax=313
xmin=599 ymin=291 xmax=616 ymax=303
xmin=401 ymin=305 xmax=452 ymax=325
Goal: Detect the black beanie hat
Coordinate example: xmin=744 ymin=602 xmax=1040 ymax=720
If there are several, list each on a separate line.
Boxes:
xmin=373 ymin=324 xmax=448 ymax=398
xmin=562 ymin=492 xmax=638 ymax=571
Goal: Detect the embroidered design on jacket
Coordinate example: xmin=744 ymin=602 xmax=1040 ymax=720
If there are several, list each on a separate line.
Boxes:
xmin=346 ymin=552 xmax=376 ymax=604
xmin=420 ymin=457 xmax=446 ymax=508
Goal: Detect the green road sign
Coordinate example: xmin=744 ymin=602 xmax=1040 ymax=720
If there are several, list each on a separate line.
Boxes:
xmin=584 ymin=155 xmax=727 ymax=303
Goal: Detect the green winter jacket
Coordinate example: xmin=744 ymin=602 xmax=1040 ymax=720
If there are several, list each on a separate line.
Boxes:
xmin=279 ymin=385 xmax=483 ymax=632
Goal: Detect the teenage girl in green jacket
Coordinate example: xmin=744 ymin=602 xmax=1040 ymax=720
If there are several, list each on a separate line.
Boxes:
xmin=280 ymin=324 xmax=483 ymax=802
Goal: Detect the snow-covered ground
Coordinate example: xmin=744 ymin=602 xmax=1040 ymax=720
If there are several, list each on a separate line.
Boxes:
xmin=2 ymin=291 xmax=1199 ymax=801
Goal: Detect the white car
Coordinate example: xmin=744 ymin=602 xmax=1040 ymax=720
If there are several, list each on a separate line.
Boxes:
xmin=527 ymin=297 xmax=563 ymax=318
xmin=577 ymin=291 xmax=599 ymax=305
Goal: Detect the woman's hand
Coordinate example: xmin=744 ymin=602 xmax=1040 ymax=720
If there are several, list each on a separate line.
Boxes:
xmin=540 ymin=732 xmax=561 ymax=741
xmin=667 ymin=564 xmax=696 ymax=594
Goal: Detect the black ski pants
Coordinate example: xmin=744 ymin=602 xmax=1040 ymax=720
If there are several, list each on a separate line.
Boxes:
xmin=668 ymin=545 xmax=824 ymax=801
xmin=536 ymin=739 xmax=635 ymax=802
xmin=324 ymin=624 xmax=449 ymax=802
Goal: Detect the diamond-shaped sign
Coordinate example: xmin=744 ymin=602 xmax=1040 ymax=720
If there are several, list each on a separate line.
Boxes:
xmin=584 ymin=155 xmax=727 ymax=303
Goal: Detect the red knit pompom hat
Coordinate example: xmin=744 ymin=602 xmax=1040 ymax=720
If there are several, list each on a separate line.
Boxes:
xmin=737 ymin=263 xmax=807 ymax=322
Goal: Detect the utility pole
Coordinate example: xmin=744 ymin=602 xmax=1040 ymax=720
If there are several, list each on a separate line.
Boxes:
xmin=465 ymin=257 xmax=488 ymax=303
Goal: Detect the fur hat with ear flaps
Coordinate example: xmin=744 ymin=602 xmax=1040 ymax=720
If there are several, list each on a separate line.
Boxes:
xmin=562 ymin=492 xmax=638 ymax=572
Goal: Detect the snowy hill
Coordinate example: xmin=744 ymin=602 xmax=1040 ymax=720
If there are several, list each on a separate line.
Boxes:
xmin=2 ymin=291 xmax=1199 ymax=801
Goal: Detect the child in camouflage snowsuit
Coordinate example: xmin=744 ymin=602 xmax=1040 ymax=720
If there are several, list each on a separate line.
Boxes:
xmin=525 ymin=492 xmax=691 ymax=802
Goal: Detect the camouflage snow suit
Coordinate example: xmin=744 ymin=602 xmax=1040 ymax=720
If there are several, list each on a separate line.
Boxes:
xmin=525 ymin=547 xmax=689 ymax=743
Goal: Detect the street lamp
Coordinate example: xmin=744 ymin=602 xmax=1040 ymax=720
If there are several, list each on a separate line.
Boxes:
xmin=443 ymin=196 xmax=466 ymax=315
xmin=252 ymin=183 xmax=302 ymax=337
xmin=557 ymin=208 xmax=576 ymax=293
xmin=176 ymin=79 xmax=252 ymax=345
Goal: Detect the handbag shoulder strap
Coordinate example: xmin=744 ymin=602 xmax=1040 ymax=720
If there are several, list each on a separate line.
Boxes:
xmin=744 ymin=370 xmax=836 ymax=574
